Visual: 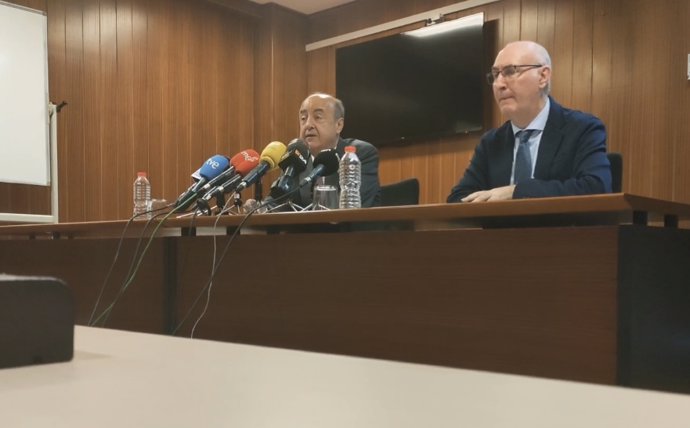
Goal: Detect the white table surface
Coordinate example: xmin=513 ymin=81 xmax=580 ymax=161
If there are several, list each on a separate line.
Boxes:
xmin=1 ymin=326 xmax=689 ymax=427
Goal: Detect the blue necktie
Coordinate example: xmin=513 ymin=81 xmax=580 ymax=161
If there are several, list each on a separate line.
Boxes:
xmin=514 ymin=130 xmax=535 ymax=184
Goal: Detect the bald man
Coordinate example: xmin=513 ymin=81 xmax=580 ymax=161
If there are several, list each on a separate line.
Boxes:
xmin=447 ymin=41 xmax=612 ymax=203
xmin=294 ymin=92 xmax=381 ymax=208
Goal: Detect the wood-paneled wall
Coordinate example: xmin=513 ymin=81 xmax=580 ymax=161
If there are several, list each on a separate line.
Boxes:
xmin=2 ymin=0 xmax=689 ymax=221
xmin=254 ymin=4 xmax=308 ymax=188
xmin=308 ymin=0 xmax=690 ymax=204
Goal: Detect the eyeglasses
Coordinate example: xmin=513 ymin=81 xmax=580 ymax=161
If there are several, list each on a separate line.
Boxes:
xmin=486 ymin=64 xmax=543 ymax=85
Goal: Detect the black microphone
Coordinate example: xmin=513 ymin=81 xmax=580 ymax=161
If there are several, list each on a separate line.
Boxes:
xmin=299 ymin=148 xmax=339 ymax=186
xmin=270 ymin=139 xmax=309 ymax=199
xmin=235 ymin=142 xmax=287 ymax=193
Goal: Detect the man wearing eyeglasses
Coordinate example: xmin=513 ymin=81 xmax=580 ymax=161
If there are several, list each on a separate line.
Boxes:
xmin=447 ymin=41 xmax=611 ymax=203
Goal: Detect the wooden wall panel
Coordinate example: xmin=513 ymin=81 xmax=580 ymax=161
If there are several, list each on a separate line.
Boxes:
xmin=115 ymin=0 xmax=135 ymax=219
xmin=672 ymin=0 xmax=690 ymax=202
xmin=82 ymin=1 xmax=101 ymax=221
xmin=63 ymin=0 xmax=86 ymax=221
xmin=306 ymin=0 xmax=690 ymax=205
xmin=551 ymin=1 xmax=574 ymax=106
xmin=255 ymin=5 xmax=308 ymax=145
xmin=101 ymin=0 xmax=119 ymax=218
xmin=253 ymin=5 xmax=307 ymax=198
xmin=643 ymin=1 xmax=677 ymax=201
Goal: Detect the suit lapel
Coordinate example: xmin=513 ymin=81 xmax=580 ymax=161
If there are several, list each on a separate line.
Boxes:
xmin=298 ymin=157 xmax=314 ymax=205
xmin=495 ymin=124 xmax=515 ymax=186
xmin=534 ymin=99 xmax=565 ymax=179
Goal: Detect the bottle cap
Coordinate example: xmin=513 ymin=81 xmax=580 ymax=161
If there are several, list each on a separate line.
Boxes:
xmin=344 ymin=146 xmax=356 ymax=153
xmin=137 ymin=171 xmax=147 ymax=177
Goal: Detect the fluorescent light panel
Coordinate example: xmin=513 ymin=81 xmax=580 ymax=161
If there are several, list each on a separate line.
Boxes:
xmin=305 ymin=0 xmax=497 ymax=51
xmin=403 ymin=13 xmax=483 ymax=38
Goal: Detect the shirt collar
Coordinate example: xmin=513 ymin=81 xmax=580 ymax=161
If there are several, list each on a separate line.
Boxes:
xmin=511 ymin=97 xmax=550 ymax=136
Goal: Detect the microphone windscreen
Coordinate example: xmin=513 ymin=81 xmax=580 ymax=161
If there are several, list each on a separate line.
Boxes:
xmin=229 ymin=151 xmax=247 ymax=168
xmin=235 ymin=150 xmax=260 ymax=176
xmin=313 ymin=148 xmax=339 ymax=176
xmin=259 ymin=141 xmax=287 ymax=169
xmin=286 ymin=138 xmax=308 ymax=155
xmin=279 ymin=139 xmax=309 ymax=172
xmin=199 ymin=155 xmax=230 ymax=180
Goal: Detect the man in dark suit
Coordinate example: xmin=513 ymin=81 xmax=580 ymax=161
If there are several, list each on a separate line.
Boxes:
xmin=447 ymin=41 xmax=611 ymax=203
xmin=295 ymin=93 xmax=381 ymax=208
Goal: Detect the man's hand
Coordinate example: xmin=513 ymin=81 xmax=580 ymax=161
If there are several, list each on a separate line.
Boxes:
xmin=461 ymin=185 xmax=516 ymax=203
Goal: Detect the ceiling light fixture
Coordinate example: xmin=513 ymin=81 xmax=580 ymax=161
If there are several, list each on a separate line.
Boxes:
xmin=404 ymin=12 xmax=483 ymax=38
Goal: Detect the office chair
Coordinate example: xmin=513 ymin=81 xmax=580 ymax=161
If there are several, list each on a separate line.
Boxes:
xmin=607 ymin=152 xmax=623 ymax=193
xmin=380 ymin=178 xmax=420 ymax=206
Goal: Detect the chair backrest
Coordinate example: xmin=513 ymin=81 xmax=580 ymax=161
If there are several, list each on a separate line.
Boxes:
xmin=380 ymin=178 xmax=420 ymax=206
xmin=607 ymin=152 xmax=623 ymax=193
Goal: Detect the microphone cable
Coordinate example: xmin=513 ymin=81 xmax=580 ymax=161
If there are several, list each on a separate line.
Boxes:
xmin=87 ymin=202 xmax=173 ymax=326
xmin=175 ymin=187 xmax=301 ymax=337
xmin=90 ymin=192 xmax=199 ymax=326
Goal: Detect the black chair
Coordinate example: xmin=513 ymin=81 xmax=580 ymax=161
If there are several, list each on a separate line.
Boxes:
xmin=380 ymin=178 xmax=420 ymax=207
xmin=607 ymin=152 xmax=623 ymax=193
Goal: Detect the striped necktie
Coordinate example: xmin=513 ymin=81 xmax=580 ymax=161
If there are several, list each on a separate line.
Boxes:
xmin=514 ymin=129 xmax=535 ymax=184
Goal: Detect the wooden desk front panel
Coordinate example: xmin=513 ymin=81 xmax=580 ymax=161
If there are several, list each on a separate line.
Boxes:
xmin=0 ymin=238 xmax=168 ymax=333
xmin=173 ymin=227 xmax=620 ymax=384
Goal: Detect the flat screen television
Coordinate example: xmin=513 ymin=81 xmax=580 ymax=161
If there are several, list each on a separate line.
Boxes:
xmin=336 ymin=13 xmax=486 ymax=146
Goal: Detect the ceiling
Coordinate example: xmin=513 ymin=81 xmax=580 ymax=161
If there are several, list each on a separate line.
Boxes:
xmin=249 ymin=0 xmax=355 ymax=15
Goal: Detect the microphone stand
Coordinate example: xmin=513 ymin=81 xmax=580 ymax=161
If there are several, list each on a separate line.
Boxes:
xmin=265 ymin=199 xmax=303 ymax=213
xmin=265 ymin=175 xmax=304 ymax=212
xmin=253 ymin=181 xmax=263 ymax=204
xmin=214 ymin=193 xmax=227 ymax=214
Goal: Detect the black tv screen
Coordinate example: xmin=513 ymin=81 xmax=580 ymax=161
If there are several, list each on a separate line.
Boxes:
xmin=336 ymin=15 xmax=485 ymax=146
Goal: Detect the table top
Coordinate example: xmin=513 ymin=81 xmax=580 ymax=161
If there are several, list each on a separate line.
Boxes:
xmin=1 ymin=193 xmax=689 ymax=238
xmin=0 ymin=326 xmax=688 ymax=427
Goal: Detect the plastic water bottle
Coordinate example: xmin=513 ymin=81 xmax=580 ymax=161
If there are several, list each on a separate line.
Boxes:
xmin=339 ymin=146 xmax=361 ymax=209
xmin=133 ymin=171 xmax=151 ymax=219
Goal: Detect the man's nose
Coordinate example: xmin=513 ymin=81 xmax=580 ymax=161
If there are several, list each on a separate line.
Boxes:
xmin=493 ymin=73 xmax=508 ymax=88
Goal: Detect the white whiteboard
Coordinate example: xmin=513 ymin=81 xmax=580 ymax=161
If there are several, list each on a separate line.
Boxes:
xmin=0 ymin=1 xmax=49 ymax=186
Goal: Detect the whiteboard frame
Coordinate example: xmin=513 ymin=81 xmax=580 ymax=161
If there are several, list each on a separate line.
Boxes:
xmin=0 ymin=103 xmax=58 ymax=224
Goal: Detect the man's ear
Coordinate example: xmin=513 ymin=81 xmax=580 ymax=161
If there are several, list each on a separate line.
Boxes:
xmin=335 ymin=117 xmax=344 ymax=134
xmin=539 ymin=66 xmax=551 ymax=90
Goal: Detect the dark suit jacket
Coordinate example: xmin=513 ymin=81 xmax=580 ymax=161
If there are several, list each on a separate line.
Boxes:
xmin=447 ymin=98 xmax=612 ymax=202
xmin=295 ymin=137 xmax=381 ymax=208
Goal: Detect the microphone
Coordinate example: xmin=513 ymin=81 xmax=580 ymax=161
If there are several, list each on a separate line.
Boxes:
xmin=270 ymin=139 xmax=309 ymax=199
xmin=196 ymin=150 xmax=260 ymax=213
xmin=235 ymin=141 xmax=287 ymax=192
xmin=299 ymin=148 xmax=339 ymax=186
xmin=174 ymin=155 xmax=230 ymax=210
xmin=201 ymin=149 xmax=259 ymax=192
